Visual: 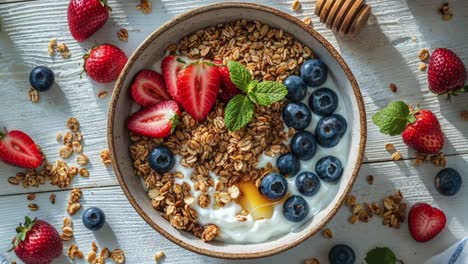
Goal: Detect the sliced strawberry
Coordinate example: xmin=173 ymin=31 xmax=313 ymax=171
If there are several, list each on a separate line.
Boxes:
xmin=0 ymin=130 xmax=43 ymax=169
xmin=408 ymin=203 xmax=446 ymax=242
xmin=127 ymin=100 xmax=181 ymax=138
xmin=130 ymin=70 xmax=171 ymax=107
xmin=214 ymin=60 xmax=241 ymax=102
xmin=161 ymin=55 xmax=185 ymax=103
xmin=176 ymin=62 xmax=220 ymax=121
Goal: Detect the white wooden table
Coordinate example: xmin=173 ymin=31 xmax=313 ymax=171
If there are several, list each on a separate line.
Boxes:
xmin=1 ymin=0 xmax=467 ymax=263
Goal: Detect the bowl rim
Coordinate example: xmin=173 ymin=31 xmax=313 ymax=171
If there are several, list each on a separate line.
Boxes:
xmin=108 ymin=1 xmax=367 ymax=259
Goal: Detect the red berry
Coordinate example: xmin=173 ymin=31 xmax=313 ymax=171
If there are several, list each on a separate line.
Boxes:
xmin=428 ymin=48 xmax=467 ymax=95
xmin=84 ymin=44 xmax=127 ymax=83
xmin=127 ymin=100 xmax=181 ymax=138
xmin=408 ymin=203 xmax=446 ymax=242
xmin=68 ymin=0 xmax=111 ymax=42
xmin=214 ymin=61 xmax=241 ymax=102
xmin=176 ymin=61 xmax=220 ymax=121
xmin=12 ymin=217 xmax=63 ymax=264
xmin=0 ymin=130 xmax=43 ymax=169
xmin=161 ymin=55 xmax=185 ymax=103
xmin=130 ymin=70 xmax=171 ymax=107
xmin=401 ymin=109 xmax=444 ymax=154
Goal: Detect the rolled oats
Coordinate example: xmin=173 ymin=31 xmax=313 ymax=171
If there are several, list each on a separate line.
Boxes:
xmin=419 ymin=62 xmax=427 ymax=71
xmin=91 ymin=241 xmax=98 ymax=253
xmin=439 ymin=3 xmax=453 ymax=21
xmin=57 ymin=42 xmax=71 ymax=58
xmin=29 ymin=88 xmax=39 ymax=103
xmin=291 ymin=0 xmax=301 ymax=11
xmin=61 ymin=226 xmax=73 ymax=241
xmin=8 ymin=177 xmax=19 ymax=185
xmin=154 ymin=251 xmax=165 ymax=263
xmin=305 ymin=258 xmax=319 ymax=264
xmin=72 ymin=141 xmax=83 ymax=153
xmin=49 ymin=193 xmax=56 ymax=204
xmin=303 ymin=16 xmax=312 ymax=26
xmin=67 ymin=117 xmax=80 ymax=132
xmin=418 ymin=48 xmax=429 ymax=61
xmin=87 ymin=251 xmax=97 ymax=263
xmin=100 ymin=149 xmax=112 ymax=165
xmin=67 ymin=188 xmax=82 ymax=215
xmin=136 ymin=0 xmax=151 ymax=14
xmin=366 ymin=175 xmax=374 ymax=185
xmin=48 ymin=38 xmax=57 ymax=56
xmin=59 ymin=146 xmax=73 ymax=158
xmin=98 ymin=90 xmax=108 ymax=99
xmin=67 ymin=244 xmax=84 ymax=260
xmin=77 ymin=154 xmax=89 ymax=165
xmin=79 ymin=167 xmax=90 ymax=177
xmin=56 ymin=132 xmax=63 ymax=142
xmin=391 ymin=151 xmax=402 ymax=161
xmin=201 ymin=224 xmax=220 ymax=242
xmin=27 ymin=193 xmax=36 ymax=201
xmin=117 ymin=28 xmax=128 ymax=42
xmin=28 ymin=203 xmax=39 ymax=211
xmin=389 ymin=83 xmax=397 ymax=93
xmin=322 ymin=228 xmax=333 ymax=239
xmin=100 ymin=247 xmax=110 ymax=258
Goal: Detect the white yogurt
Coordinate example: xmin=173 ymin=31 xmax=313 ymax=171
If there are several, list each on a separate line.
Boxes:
xmin=140 ymin=59 xmax=350 ymax=244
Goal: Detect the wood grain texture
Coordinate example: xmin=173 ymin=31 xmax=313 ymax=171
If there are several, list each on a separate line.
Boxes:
xmin=0 ymin=0 xmax=467 ymax=263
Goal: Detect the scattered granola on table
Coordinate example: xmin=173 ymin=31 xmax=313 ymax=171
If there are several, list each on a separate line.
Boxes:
xmin=28 ymin=88 xmax=39 ymax=103
xmin=27 ymin=203 xmax=38 ymax=211
xmin=439 ymin=3 xmax=453 ymax=21
xmin=136 ymin=0 xmax=152 ymax=14
xmin=304 ymin=258 xmax=319 ymax=264
xmin=322 ymin=228 xmax=333 ymax=239
xmin=47 ymin=38 xmax=57 ymax=56
xmin=67 ymin=188 xmax=82 ymax=215
xmin=154 ymin=251 xmax=165 ymax=263
xmin=67 ymin=243 xmax=84 ymax=260
xmin=98 ymin=90 xmax=108 ymax=99
xmin=461 ymin=110 xmax=468 ymax=121
xmin=100 ymin=149 xmax=112 ymax=165
xmin=366 ymin=175 xmax=374 ymax=185
xmin=49 ymin=193 xmax=56 ymax=204
xmin=57 ymin=42 xmax=71 ymax=58
xmin=303 ymin=16 xmax=312 ymax=26
xmin=418 ymin=48 xmax=429 ymax=61
xmin=61 ymin=217 xmax=74 ymax=241
xmin=291 ymin=0 xmax=301 ymax=11
xmin=389 ymin=83 xmax=397 ymax=93
xmin=26 ymin=193 xmax=36 ymax=201
xmin=117 ymin=28 xmax=128 ymax=41
xmin=110 ymin=249 xmax=125 ymax=264
xmin=418 ymin=62 xmax=427 ymax=71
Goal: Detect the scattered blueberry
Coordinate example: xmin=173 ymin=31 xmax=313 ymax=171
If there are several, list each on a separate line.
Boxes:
xmin=282 ymin=102 xmax=312 ymax=130
xmin=82 ymin=207 xmax=106 ymax=231
xmin=277 ymin=153 xmax=300 ymax=177
xmin=149 ymin=145 xmax=175 ymax=173
xmin=300 ymin=59 xmax=327 ymax=87
xmin=29 ymin=66 xmax=55 ymax=92
xmin=316 ymin=156 xmax=343 ymax=182
xmin=309 ymin=88 xmax=338 ymax=116
xmin=260 ymin=173 xmax=288 ymax=200
xmin=295 ymin=171 xmax=320 ymax=196
xmin=0 ymin=254 xmax=8 ymax=264
xmin=291 ymin=131 xmax=317 ymax=160
xmin=329 ymin=244 xmax=356 ymax=264
xmin=284 ymin=75 xmax=307 ymax=102
xmin=434 ymin=168 xmax=462 ymax=196
xmin=283 ymin=195 xmax=309 ymax=222
xmin=315 ymin=114 xmax=347 ymax=147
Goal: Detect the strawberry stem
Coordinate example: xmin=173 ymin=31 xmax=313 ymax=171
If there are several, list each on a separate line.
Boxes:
xmin=8 ymin=216 xmax=37 ymax=252
xmin=99 ymin=0 xmax=112 ymax=12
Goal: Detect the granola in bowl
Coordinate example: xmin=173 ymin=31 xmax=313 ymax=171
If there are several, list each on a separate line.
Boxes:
xmin=127 ymin=19 xmax=350 ymax=243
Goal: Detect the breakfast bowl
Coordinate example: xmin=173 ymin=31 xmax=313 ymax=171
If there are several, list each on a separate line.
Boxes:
xmin=108 ymin=2 xmax=366 ymax=259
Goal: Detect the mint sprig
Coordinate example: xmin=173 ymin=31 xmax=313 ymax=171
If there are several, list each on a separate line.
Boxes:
xmin=372 ymin=101 xmax=416 ymax=136
xmin=365 ymin=247 xmax=404 ymax=264
xmin=224 ymin=61 xmax=287 ymax=131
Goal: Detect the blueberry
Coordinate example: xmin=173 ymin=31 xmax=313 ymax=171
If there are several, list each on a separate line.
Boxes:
xmin=434 ymin=168 xmax=462 ymax=196
xmin=284 ymin=75 xmax=307 ymax=102
xmin=277 ymin=153 xmax=300 ymax=177
xmin=300 ymin=59 xmax=327 ymax=87
xmin=149 ymin=145 xmax=175 ymax=173
xmin=282 ymin=102 xmax=312 ymax=130
xmin=329 ymin=244 xmax=356 ymax=264
xmin=283 ymin=195 xmax=309 ymax=222
xmin=260 ymin=173 xmax=288 ymax=200
xmin=82 ymin=207 xmax=106 ymax=231
xmin=316 ymin=156 xmax=343 ymax=182
xmin=315 ymin=114 xmax=347 ymax=147
xmin=295 ymin=171 xmax=320 ymax=196
xmin=309 ymin=88 xmax=338 ymax=116
xmin=291 ymin=131 xmax=317 ymax=160
xmin=29 ymin=66 xmax=55 ymax=92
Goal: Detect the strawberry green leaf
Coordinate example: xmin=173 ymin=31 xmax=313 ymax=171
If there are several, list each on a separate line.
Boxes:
xmin=224 ymin=94 xmax=254 ymax=131
xmin=228 ymin=61 xmax=252 ymax=92
xmin=372 ymin=101 xmax=411 ymax=136
xmin=251 ymin=81 xmax=288 ymax=106
xmin=365 ymin=247 xmax=402 ymax=264
xmin=169 ymin=114 xmax=180 ymax=134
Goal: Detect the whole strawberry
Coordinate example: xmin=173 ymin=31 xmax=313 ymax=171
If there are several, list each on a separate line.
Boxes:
xmin=373 ymin=101 xmax=444 ymax=154
xmin=428 ymin=48 xmax=467 ymax=98
xmin=68 ymin=0 xmax=111 ymax=42
xmin=0 ymin=130 xmax=43 ymax=169
xmin=9 ymin=217 xmax=63 ymax=264
xmin=83 ymin=44 xmax=127 ymax=83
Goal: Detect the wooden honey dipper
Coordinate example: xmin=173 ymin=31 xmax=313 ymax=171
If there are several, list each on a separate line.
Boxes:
xmin=315 ymin=0 xmax=372 ymax=37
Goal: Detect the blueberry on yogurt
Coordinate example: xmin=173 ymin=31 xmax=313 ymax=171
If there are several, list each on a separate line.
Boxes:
xmin=282 ymin=102 xmax=312 ymax=130
xmin=300 ymin=59 xmax=327 ymax=87
xmin=295 ymin=171 xmax=320 ymax=196
xmin=315 ymin=114 xmax=347 ymax=147
xmin=260 ymin=173 xmax=288 ymax=200
xmin=283 ymin=195 xmax=309 ymax=222
xmin=291 ymin=130 xmax=317 ymax=160
xmin=309 ymin=88 xmax=338 ymax=116
xmin=284 ymin=75 xmax=307 ymax=102
xmin=149 ymin=145 xmax=175 ymax=173
xmin=277 ymin=153 xmax=300 ymax=177
xmin=316 ymin=156 xmax=343 ymax=182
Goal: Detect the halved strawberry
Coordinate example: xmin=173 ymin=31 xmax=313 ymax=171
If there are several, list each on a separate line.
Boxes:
xmin=127 ymin=100 xmax=180 ymax=138
xmin=0 ymin=130 xmax=43 ymax=169
xmin=130 ymin=70 xmax=171 ymax=107
xmin=214 ymin=60 xmax=241 ymax=102
xmin=161 ymin=55 xmax=184 ymax=103
xmin=408 ymin=203 xmax=446 ymax=242
xmin=176 ymin=61 xmax=220 ymax=121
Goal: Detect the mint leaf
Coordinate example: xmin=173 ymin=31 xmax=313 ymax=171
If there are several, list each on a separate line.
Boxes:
xmin=251 ymin=81 xmax=288 ymax=106
xmin=372 ymin=101 xmax=411 ymax=136
xmin=365 ymin=247 xmax=400 ymax=264
xmin=228 ymin=61 xmax=252 ymax=92
xmin=224 ymin=94 xmax=254 ymax=131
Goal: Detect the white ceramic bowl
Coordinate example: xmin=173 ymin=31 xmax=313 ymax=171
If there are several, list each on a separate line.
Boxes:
xmin=108 ymin=2 xmax=366 ymax=259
